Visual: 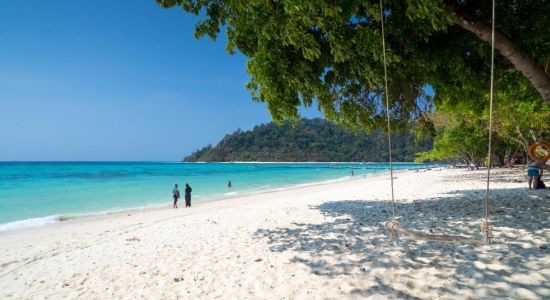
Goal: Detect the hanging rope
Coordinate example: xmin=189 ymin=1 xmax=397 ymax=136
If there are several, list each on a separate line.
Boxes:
xmin=380 ymin=0 xmax=495 ymax=244
xmin=379 ymin=0 xmax=399 ymax=238
xmin=482 ymin=0 xmax=496 ymax=245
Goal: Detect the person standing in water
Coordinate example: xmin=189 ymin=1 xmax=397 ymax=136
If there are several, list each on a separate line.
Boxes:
xmin=172 ymin=184 xmax=180 ymax=209
xmin=228 ymin=180 xmax=232 ymax=188
xmin=185 ymin=183 xmax=192 ymax=207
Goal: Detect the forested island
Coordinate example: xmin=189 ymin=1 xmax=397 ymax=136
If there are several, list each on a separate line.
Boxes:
xmin=184 ymin=118 xmax=432 ymax=162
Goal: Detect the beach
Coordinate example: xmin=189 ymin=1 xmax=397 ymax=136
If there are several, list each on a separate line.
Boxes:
xmin=0 ymin=162 xmax=424 ymax=231
xmin=0 ymin=168 xmax=548 ymax=299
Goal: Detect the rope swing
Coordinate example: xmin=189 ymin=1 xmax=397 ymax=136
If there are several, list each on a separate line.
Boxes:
xmin=379 ymin=0 xmax=497 ymax=245
xmin=379 ymin=0 xmax=400 ymax=239
xmin=481 ymin=0 xmax=497 ymax=246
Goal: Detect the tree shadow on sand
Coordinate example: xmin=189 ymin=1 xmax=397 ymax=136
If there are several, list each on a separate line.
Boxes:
xmin=254 ymin=188 xmax=549 ymax=299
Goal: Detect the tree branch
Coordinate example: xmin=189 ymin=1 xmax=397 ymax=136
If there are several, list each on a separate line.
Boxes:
xmin=444 ymin=2 xmax=550 ymax=104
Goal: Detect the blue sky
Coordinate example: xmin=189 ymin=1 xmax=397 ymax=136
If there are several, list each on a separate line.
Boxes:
xmin=0 ymin=0 xmax=320 ymax=161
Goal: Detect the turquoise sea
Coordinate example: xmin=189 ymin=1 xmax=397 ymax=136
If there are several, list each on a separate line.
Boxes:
xmin=0 ymin=162 xmax=433 ymax=231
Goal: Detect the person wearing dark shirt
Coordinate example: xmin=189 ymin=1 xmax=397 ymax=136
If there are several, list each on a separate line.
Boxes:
xmin=185 ymin=183 xmax=192 ymax=207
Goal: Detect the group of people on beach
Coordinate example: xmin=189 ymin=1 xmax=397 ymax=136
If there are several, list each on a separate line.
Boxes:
xmin=172 ymin=180 xmax=233 ymax=208
xmin=169 ymin=161 xmax=545 ymax=209
xmin=172 ymin=183 xmax=192 ymax=208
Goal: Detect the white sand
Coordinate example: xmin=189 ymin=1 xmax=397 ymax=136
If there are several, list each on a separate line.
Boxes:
xmin=0 ymin=168 xmax=548 ymax=299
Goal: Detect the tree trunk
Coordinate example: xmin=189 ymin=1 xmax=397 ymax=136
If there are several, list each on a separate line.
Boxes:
xmin=462 ymin=154 xmax=471 ymax=171
xmin=448 ymin=6 xmax=550 ymax=104
xmin=504 ymin=147 xmax=511 ymax=167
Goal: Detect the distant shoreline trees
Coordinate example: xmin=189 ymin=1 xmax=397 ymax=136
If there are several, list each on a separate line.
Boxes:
xmin=184 ymin=119 xmax=432 ymax=162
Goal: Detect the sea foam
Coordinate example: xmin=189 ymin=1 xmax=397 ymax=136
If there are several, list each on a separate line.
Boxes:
xmin=0 ymin=215 xmax=59 ymax=232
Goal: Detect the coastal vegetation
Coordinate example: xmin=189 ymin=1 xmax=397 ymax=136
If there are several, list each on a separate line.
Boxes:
xmin=184 ymin=119 xmax=431 ymax=162
xmin=160 ymin=0 xmax=549 ymax=167
xmin=415 ymin=84 xmax=550 ymax=168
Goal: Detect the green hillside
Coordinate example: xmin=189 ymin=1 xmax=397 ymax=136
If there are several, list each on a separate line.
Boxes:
xmin=184 ymin=119 xmax=432 ymax=162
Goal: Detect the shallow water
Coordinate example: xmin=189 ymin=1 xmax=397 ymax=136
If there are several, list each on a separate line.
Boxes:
xmin=0 ymin=162 xmax=432 ymax=231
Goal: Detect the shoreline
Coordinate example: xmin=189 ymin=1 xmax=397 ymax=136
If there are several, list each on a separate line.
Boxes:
xmin=186 ymin=161 xmax=436 ymax=164
xmin=0 ymin=167 xmax=425 ymax=235
xmin=1 ymin=167 xmax=548 ymax=299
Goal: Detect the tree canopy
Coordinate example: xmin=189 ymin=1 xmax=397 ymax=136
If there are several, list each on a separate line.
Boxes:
xmin=416 ymin=74 xmax=550 ymax=168
xmin=184 ymin=118 xmax=431 ymax=162
xmin=157 ymin=0 xmax=550 ymax=132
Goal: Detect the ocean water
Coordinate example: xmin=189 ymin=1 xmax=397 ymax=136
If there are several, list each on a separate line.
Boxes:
xmin=0 ymin=162 xmax=433 ymax=231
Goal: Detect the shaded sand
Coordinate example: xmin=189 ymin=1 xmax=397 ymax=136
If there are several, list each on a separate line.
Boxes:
xmin=0 ymin=168 xmax=548 ymax=299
